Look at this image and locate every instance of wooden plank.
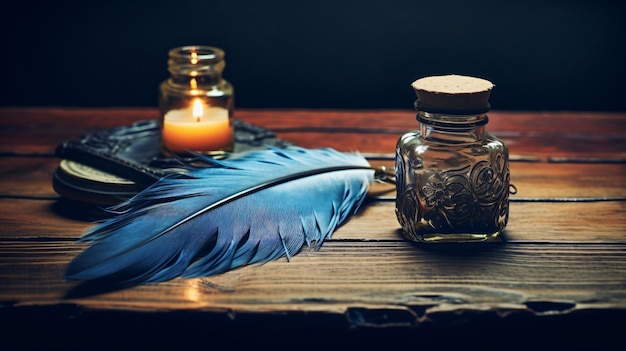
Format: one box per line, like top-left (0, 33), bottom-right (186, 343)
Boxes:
top-left (203, 110), bottom-right (626, 160)
top-left (0, 157), bottom-right (59, 197)
top-left (3, 108), bottom-right (624, 135)
top-left (1, 198), bottom-right (624, 243)
top-left (0, 199), bottom-right (91, 239)
top-left (0, 108), bottom-right (159, 155)
top-left (217, 109), bottom-right (626, 161)
top-left (0, 240), bottom-right (625, 311)
top-left (247, 130), bottom-right (626, 160)
top-left (335, 201), bottom-right (626, 243)
top-left (237, 109), bottom-right (626, 137)
top-left (2, 108), bottom-right (625, 160)
top-left (1, 156), bottom-right (625, 201)
top-left (0, 107), bottom-right (159, 129)
top-left (508, 162), bottom-right (626, 199)
top-left (369, 160), bottom-right (626, 199)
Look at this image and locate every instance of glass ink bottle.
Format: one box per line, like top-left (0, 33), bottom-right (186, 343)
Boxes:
top-left (395, 75), bottom-right (510, 243)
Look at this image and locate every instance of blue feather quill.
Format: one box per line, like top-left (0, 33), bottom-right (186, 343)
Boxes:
top-left (65, 147), bottom-right (374, 286)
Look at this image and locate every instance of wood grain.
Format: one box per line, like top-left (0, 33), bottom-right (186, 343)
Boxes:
top-left (1, 108), bottom-right (625, 159)
top-left (1, 107), bottom-right (625, 349)
top-left (334, 201), bottom-right (626, 243)
top-left (2, 158), bottom-right (625, 201)
top-left (1, 240), bottom-right (625, 310)
top-left (1, 199), bottom-right (625, 243)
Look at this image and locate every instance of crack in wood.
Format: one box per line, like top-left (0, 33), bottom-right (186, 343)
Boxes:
top-left (523, 300), bottom-right (576, 315)
top-left (346, 306), bottom-right (419, 329)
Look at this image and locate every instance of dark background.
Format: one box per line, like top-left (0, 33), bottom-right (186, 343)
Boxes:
top-left (1, 0), bottom-right (624, 111)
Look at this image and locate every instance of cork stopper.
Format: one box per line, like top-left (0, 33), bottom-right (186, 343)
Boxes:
top-left (411, 74), bottom-right (494, 114)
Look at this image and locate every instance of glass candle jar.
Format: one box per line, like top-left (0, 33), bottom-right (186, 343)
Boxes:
top-left (395, 75), bottom-right (510, 243)
top-left (159, 45), bottom-right (234, 157)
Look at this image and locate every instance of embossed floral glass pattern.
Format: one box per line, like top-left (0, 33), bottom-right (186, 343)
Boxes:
top-left (395, 111), bottom-right (510, 242)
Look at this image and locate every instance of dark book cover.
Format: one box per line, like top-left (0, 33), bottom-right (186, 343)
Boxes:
top-left (53, 119), bottom-right (291, 205)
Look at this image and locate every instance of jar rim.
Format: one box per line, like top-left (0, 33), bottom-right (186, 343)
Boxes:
top-left (168, 46), bottom-right (224, 61)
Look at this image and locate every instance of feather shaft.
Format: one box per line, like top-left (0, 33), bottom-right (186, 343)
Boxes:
top-left (144, 165), bottom-right (372, 245)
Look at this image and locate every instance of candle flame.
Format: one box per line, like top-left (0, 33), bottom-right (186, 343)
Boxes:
top-left (190, 51), bottom-right (198, 64)
top-left (193, 99), bottom-right (203, 122)
top-left (190, 78), bottom-right (197, 90)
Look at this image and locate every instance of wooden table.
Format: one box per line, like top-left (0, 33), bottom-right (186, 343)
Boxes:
top-left (1, 107), bottom-right (625, 350)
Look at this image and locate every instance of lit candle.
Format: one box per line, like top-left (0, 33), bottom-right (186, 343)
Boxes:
top-left (162, 99), bottom-right (233, 153)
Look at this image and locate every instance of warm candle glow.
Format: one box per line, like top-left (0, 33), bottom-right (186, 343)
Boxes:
top-left (162, 99), bottom-right (233, 153)
top-left (193, 99), bottom-right (203, 122)
top-left (190, 51), bottom-right (198, 64)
